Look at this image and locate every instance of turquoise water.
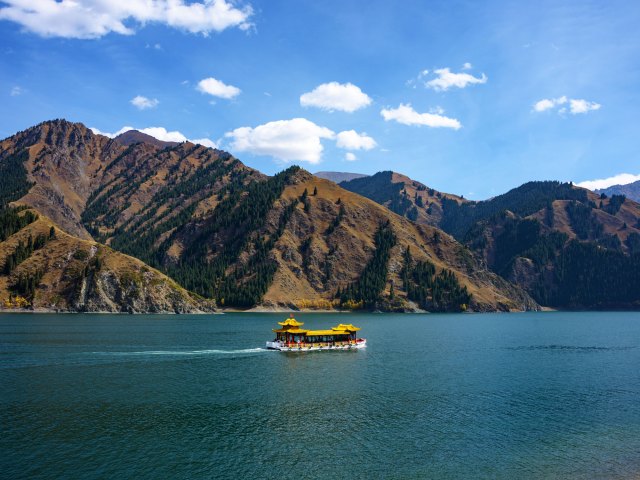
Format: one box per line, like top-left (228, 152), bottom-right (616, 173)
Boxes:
top-left (2, 312), bottom-right (640, 479)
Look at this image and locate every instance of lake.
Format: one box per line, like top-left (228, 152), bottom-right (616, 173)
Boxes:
top-left (1, 312), bottom-right (640, 479)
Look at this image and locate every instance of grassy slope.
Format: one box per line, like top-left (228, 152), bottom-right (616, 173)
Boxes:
top-left (263, 173), bottom-right (536, 311)
top-left (0, 211), bottom-right (212, 312)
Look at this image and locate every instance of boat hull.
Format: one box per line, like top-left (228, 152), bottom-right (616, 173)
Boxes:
top-left (266, 339), bottom-right (366, 351)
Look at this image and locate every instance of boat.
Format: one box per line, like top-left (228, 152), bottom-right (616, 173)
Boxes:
top-left (266, 315), bottom-right (366, 351)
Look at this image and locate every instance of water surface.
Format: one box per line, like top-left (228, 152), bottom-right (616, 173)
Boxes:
top-left (2, 312), bottom-right (640, 479)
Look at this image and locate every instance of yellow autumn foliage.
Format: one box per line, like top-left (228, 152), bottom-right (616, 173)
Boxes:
top-left (294, 298), bottom-right (340, 310)
top-left (3, 295), bottom-right (30, 308)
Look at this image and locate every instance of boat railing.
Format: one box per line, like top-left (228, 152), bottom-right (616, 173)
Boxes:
top-left (284, 341), bottom-right (358, 348)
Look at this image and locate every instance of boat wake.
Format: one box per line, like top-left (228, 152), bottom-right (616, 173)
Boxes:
top-left (92, 348), bottom-right (269, 357)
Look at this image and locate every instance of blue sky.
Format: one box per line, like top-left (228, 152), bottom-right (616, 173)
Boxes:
top-left (1, 0), bottom-right (639, 199)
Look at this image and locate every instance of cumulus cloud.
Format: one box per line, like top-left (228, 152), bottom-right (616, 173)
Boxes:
top-left (226, 118), bottom-right (335, 164)
top-left (380, 104), bottom-right (461, 130)
top-left (533, 96), bottom-right (566, 112)
top-left (425, 67), bottom-right (487, 91)
top-left (197, 77), bottom-right (241, 99)
top-left (533, 96), bottom-right (600, 115)
top-left (0, 0), bottom-right (253, 39)
top-left (130, 95), bottom-right (159, 110)
top-left (90, 126), bottom-right (217, 148)
top-left (462, 62), bottom-right (472, 70)
top-left (569, 98), bottom-right (601, 114)
top-left (10, 86), bottom-right (23, 96)
top-left (345, 152), bottom-right (357, 161)
top-left (335, 130), bottom-right (377, 151)
top-left (576, 173), bottom-right (640, 191)
top-left (300, 82), bottom-right (372, 113)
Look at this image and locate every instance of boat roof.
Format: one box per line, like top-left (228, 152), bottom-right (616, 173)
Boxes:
top-left (273, 318), bottom-right (362, 337)
top-left (305, 330), bottom-right (350, 336)
top-left (332, 323), bottom-right (361, 332)
top-left (278, 318), bottom-right (304, 327)
top-left (273, 328), bottom-right (308, 333)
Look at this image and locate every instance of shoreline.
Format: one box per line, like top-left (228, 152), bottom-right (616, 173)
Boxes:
top-left (13, 307), bottom-right (638, 315)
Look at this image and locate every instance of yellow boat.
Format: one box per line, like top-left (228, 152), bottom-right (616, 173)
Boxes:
top-left (266, 315), bottom-right (366, 351)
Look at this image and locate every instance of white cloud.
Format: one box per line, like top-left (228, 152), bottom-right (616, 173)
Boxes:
top-left (0, 0), bottom-right (253, 39)
top-left (190, 137), bottom-right (217, 148)
top-left (10, 86), bottom-right (23, 96)
top-left (380, 104), bottom-right (461, 130)
top-left (576, 173), bottom-right (640, 191)
top-left (300, 82), bottom-right (372, 113)
top-left (197, 77), bottom-right (240, 99)
top-left (462, 62), bottom-right (472, 70)
top-left (225, 118), bottom-right (335, 164)
top-left (130, 95), bottom-right (159, 110)
top-left (425, 67), bottom-right (487, 91)
top-left (335, 130), bottom-right (377, 151)
top-left (90, 126), bottom-right (217, 148)
top-left (533, 96), bottom-right (600, 115)
top-left (569, 98), bottom-right (601, 114)
top-left (533, 96), bottom-right (567, 112)
top-left (345, 152), bottom-right (357, 161)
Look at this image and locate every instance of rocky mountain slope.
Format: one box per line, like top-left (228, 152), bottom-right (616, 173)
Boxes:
top-left (0, 119), bottom-right (538, 312)
top-left (340, 171), bottom-right (467, 226)
top-left (596, 180), bottom-right (640, 202)
top-left (0, 211), bottom-right (210, 312)
top-left (342, 172), bottom-right (640, 309)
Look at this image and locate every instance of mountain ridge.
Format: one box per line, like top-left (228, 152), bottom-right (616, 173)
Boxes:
top-left (340, 171), bottom-right (640, 309)
top-left (314, 171), bottom-right (369, 183)
top-left (0, 119), bottom-right (538, 312)
top-left (596, 180), bottom-right (640, 202)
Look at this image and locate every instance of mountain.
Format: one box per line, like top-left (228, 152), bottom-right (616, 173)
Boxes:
top-left (0, 212), bottom-right (210, 312)
top-left (114, 130), bottom-right (179, 149)
top-left (314, 171), bottom-right (369, 183)
top-left (0, 119), bottom-right (537, 312)
top-left (596, 180), bottom-right (640, 202)
top-left (340, 171), bottom-right (467, 226)
top-left (342, 171), bottom-right (640, 309)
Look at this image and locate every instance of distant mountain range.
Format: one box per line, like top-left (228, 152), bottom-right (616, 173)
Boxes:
top-left (314, 171), bottom-right (369, 183)
top-left (596, 180), bottom-right (640, 202)
top-left (0, 120), bottom-right (535, 313)
top-left (340, 172), bottom-right (640, 309)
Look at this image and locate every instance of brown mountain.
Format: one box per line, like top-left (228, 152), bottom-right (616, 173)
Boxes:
top-left (114, 130), bottom-right (179, 149)
top-left (596, 180), bottom-right (640, 203)
top-left (340, 171), bottom-right (467, 226)
top-left (0, 212), bottom-right (210, 312)
top-left (342, 171), bottom-right (640, 309)
top-left (0, 119), bottom-right (538, 312)
top-left (314, 171), bottom-right (369, 183)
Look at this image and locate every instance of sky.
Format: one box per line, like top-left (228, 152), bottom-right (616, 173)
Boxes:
top-left (1, 0), bottom-right (639, 199)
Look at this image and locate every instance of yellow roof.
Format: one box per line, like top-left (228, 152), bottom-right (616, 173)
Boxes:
top-left (332, 323), bottom-right (361, 332)
top-left (273, 328), bottom-right (308, 334)
top-left (277, 318), bottom-right (304, 327)
top-left (305, 329), bottom-right (350, 336)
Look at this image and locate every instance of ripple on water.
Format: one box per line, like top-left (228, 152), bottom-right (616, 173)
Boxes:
top-left (2, 312), bottom-right (640, 479)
